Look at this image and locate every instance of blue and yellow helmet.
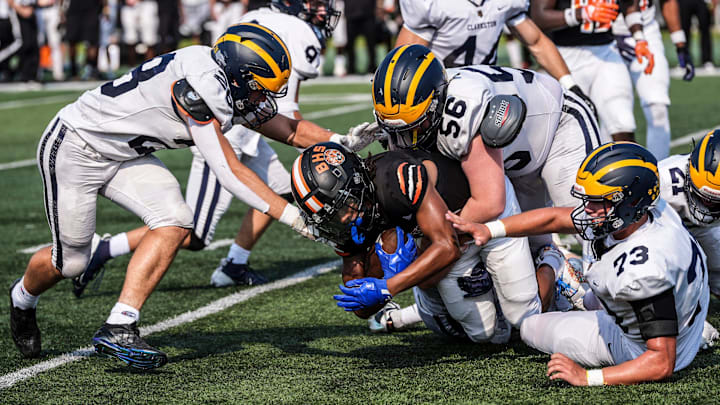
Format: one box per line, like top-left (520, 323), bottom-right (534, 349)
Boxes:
top-left (571, 142), bottom-right (660, 240)
top-left (372, 45), bottom-right (448, 150)
top-left (212, 23), bottom-right (292, 127)
top-left (687, 129), bottom-right (720, 223)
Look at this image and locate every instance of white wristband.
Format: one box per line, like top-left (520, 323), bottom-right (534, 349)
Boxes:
top-left (278, 203), bottom-right (300, 227)
top-left (670, 30), bottom-right (687, 45)
top-left (632, 30), bottom-right (646, 42)
top-left (558, 74), bottom-right (576, 90)
top-left (564, 8), bottom-right (579, 27)
top-left (624, 12), bottom-right (642, 28)
top-left (485, 220), bottom-right (506, 239)
top-left (586, 369), bottom-right (605, 386)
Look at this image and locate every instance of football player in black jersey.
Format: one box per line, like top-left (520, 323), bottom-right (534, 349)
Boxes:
top-left (292, 142), bottom-right (553, 343)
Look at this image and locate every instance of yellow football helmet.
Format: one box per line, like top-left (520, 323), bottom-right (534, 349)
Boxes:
top-left (687, 129), bottom-right (720, 223)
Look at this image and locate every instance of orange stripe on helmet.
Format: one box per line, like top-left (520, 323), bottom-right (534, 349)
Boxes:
top-left (396, 162), bottom-right (407, 195)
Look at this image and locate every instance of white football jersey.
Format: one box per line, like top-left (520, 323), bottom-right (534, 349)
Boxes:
top-left (612, 0), bottom-right (656, 36)
top-left (59, 46), bottom-right (233, 161)
top-left (242, 8), bottom-right (323, 82)
top-left (436, 65), bottom-right (564, 177)
top-left (400, 0), bottom-right (529, 67)
top-left (583, 199), bottom-right (709, 346)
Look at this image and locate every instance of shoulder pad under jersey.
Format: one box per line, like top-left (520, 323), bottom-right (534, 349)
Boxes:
top-left (172, 79), bottom-right (215, 124)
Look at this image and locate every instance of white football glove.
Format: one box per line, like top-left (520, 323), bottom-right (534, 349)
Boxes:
top-left (278, 204), bottom-right (337, 248)
top-left (330, 121), bottom-right (380, 151)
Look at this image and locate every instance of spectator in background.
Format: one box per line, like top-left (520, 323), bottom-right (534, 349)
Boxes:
top-left (36, 0), bottom-right (63, 81)
top-left (120, 0), bottom-right (158, 66)
top-left (11, 0), bottom-right (39, 84)
top-left (156, 0), bottom-right (180, 53)
top-left (179, 0), bottom-right (209, 44)
top-left (63, 0), bottom-right (101, 80)
top-left (332, 0), bottom-right (347, 76)
top-left (0, 0), bottom-right (22, 81)
top-left (98, 0), bottom-right (120, 79)
top-left (344, 0), bottom-right (376, 74)
top-left (208, 0), bottom-right (246, 43)
top-left (679, 0), bottom-right (717, 72)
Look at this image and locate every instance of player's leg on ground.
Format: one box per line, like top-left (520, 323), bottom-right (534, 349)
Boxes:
top-left (93, 153), bottom-right (193, 369)
top-left (520, 310), bottom-right (619, 367)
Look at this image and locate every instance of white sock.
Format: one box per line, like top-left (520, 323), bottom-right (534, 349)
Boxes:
top-left (227, 243), bottom-right (251, 265)
top-left (106, 302), bottom-right (140, 325)
top-left (393, 303), bottom-right (422, 329)
top-left (11, 277), bottom-right (39, 310)
top-left (109, 232), bottom-right (131, 258)
top-left (643, 103), bottom-right (671, 160)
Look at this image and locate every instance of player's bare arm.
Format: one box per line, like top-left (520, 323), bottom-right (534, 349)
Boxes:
top-left (385, 166), bottom-right (461, 296)
top-left (548, 336), bottom-right (676, 385)
top-left (510, 18), bottom-right (573, 82)
top-left (394, 26), bottom-right (430, 47)
top-left (459, 136), bottom-right (506, 223)
top-left (258, 113), bottom-right (379, 151)
top-left (446, 207), bottom-right (575, 246)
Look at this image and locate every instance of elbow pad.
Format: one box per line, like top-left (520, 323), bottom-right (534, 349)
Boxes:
top-left (172, 79), bottom-right (215, 123)
top-left (480, 94), bottom-right (527, 148)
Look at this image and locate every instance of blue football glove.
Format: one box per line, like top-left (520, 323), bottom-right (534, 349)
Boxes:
top-left (375, 226), bottom-right (417, 279)
top-left (676, 45), bottom-right (695, 81)
top-left (333, 278), bottom-right (393, 311)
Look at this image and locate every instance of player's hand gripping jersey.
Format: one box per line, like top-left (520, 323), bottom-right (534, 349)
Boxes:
top-left (436, 65), bottom-right (564, 177)
top-left (584, 200), bottom-right (709, 369)
top-left (399, 0), bottom-right (530, 67)
top-left (58, 46), bottom-right (234, 161)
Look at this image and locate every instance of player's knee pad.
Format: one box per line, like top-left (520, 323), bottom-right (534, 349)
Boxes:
top-left (58, 244), bottom-right (92, 279)
top-left (186, 232), bottom-right (207, 251)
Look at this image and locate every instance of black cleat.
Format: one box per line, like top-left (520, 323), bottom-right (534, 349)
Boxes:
top-left (210, 259), bottom-right (269, 287)
top-left (72, 234), bottom-right (111, 298)
top-left (9, 278), bottom-right (41, 358)
top-left (93, 322), bottom-right (167, 370)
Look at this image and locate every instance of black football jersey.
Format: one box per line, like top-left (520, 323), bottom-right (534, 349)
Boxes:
top-left (547, 0), bottom-right (616, 46)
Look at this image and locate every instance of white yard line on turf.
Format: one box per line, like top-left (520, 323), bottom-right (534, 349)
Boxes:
top-left (0, 259), bottom-right (340, 390)
top-left (18, 238), bottom-right (235, 254)
top-left (0, 102), bottom-right (370, 172)
top-left (670, 126), bottom-right (720, 148)
top-left (0, 95), bottom-right (77, 111)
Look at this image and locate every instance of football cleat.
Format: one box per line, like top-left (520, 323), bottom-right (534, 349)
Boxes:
top-left (9, 278), bottom-right (41, 358)
top-left (210, 259), bottom-right (269, 287)
top-left (93, 322), bottom-right (167, 370)
top-left (72, 233), bottom-right (112, 298)
top-left (701, 321), bottom-right (720, 351)
top-left (368, 301), bottom-right (401, 333)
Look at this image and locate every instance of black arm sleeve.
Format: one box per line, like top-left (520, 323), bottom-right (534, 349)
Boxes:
top-left (630, 287), bottom-right (679, 340)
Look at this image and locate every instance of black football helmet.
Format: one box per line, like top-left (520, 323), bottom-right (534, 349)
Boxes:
top-left (271, 0), bottom-right (341, 38)
top-left (212, 23), bottom-right (291, 128)
top-left (372, 45), bottom-right (448, 150)
top-left (571, 142), bottom-right (660, 240)
top-left (291, 142), bottom-right (379, 245)
top-left (686, 130), bottom-right (720, 224)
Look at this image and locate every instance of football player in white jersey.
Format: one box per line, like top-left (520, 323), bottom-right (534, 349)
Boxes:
top-left (613, 0), bottom-right (694, 159)
top-left (532, 0), bottom-right (653, 143)
top-left (658, 130), bottom-right (720, 297)
top-left (396, 0), bottom-right (597, 116)
top-left (448, 142), bottom-right (710, 386)
top-left (8, 23), bottom-right (375, 369)
top-left (71, 0), bottom-right (343, 295)
top-left (373, 45), bottom-right (607, 254)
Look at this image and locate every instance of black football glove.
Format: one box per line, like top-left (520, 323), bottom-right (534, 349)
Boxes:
top-left (676, 45), bottom-right (695, 81)
top-left (569, 85), bottom-right (598, 120)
